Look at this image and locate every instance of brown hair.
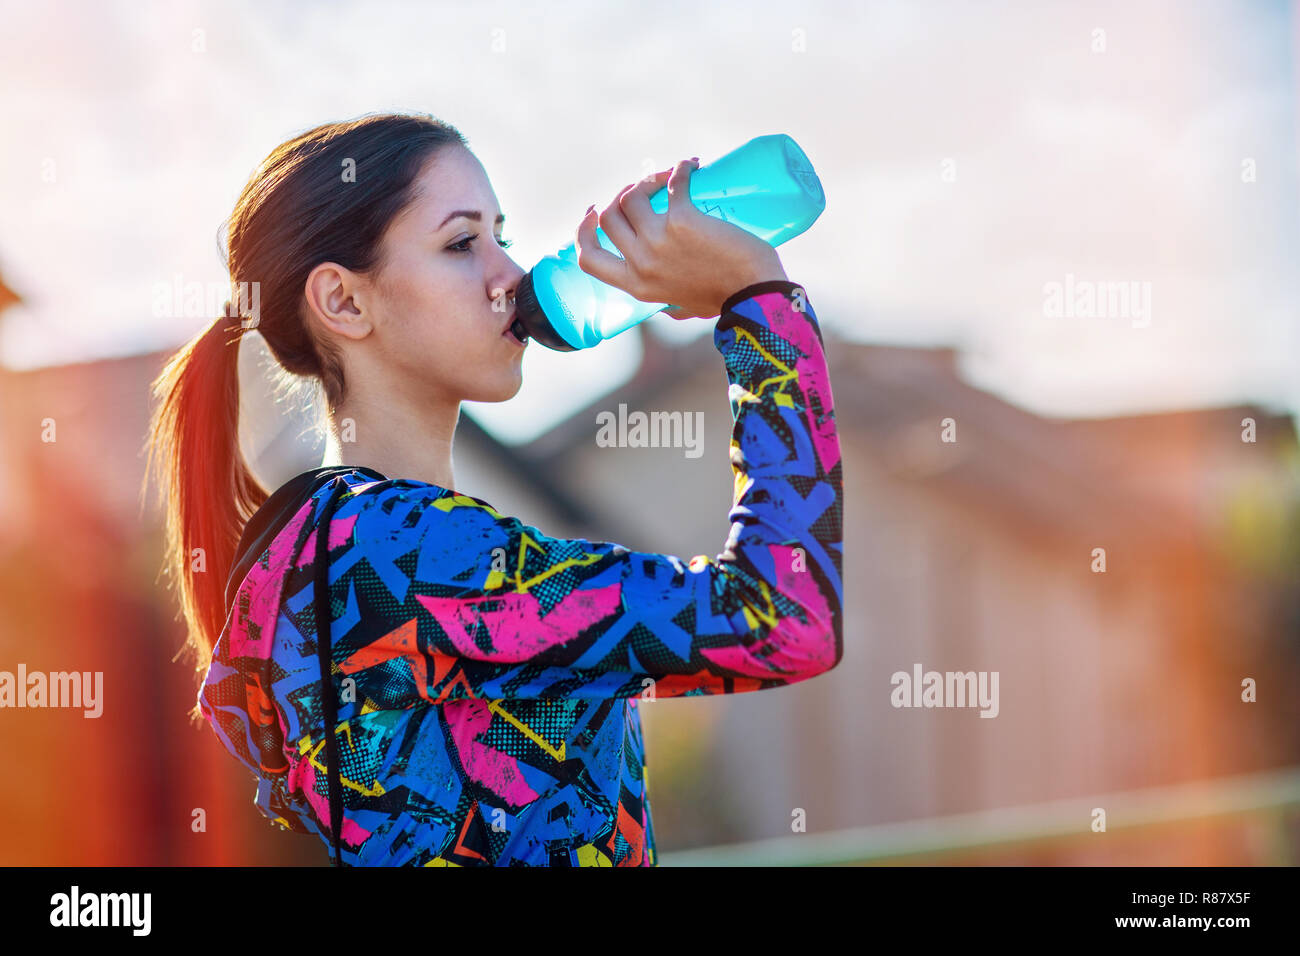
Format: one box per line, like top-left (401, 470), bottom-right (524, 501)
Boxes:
top-left (142, 112), bottom-right (467, 720)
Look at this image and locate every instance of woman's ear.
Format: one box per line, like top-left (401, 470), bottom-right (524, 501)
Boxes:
top-left (305, 262), bottom-right (371, 340)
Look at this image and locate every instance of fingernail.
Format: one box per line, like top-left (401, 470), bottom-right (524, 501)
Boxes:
top-left (585, 203), bottom-right (595, 215)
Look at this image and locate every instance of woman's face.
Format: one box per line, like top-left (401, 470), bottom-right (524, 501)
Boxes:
top-left (355, 145), bottom-right (528, 405)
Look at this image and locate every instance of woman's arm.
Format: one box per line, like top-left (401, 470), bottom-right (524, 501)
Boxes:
top-left (324, 278), bottom-right (843, 704)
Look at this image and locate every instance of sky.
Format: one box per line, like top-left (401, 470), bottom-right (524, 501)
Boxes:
top-left (1, 0), bottom-right (1297, 445)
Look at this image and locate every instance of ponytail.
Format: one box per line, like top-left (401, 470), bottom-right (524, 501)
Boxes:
top-left (140, 112), bottom-right (468, 724)
top-left (142, 311), bottom-right (266, 723)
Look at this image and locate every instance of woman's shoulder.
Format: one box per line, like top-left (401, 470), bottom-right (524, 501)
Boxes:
top-left (313, 471), bottom-right (523, 574)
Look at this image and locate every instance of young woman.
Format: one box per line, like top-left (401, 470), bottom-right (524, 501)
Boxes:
top-left (144, 111), bottom-right (844, 866)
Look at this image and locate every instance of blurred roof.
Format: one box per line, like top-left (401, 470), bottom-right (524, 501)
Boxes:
top-left (0, 272), bottom-right (21, 314)
top-left (508, 323), bottom-right (1297, 555)
top-left (0, 319), bottom-right (1293, 558)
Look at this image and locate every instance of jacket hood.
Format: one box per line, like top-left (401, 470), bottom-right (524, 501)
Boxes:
top-left (223, 465), bottom-right (387, 613)
top-left (200, 465), bottom-right (387, 831)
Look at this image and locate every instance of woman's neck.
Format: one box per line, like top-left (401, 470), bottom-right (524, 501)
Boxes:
top-left (321, 395), bottom-right (461, 492)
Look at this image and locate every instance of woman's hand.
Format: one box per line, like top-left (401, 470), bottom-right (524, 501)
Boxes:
top-left (574, 158), bottom-right (788, 321)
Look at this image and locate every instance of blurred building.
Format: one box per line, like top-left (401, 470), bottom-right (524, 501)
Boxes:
top-left (0, 307), bottom-right (1295, 865)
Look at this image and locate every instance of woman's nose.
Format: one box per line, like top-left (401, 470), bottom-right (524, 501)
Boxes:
top-left (496, 264), bottom-right (525, 301)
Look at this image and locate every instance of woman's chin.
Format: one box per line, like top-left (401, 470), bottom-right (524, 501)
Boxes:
top-left (467, 374), bottom-right (524, 404)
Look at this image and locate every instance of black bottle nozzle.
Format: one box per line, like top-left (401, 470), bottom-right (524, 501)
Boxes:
top-left (513, 271), bottom-right (577, 352)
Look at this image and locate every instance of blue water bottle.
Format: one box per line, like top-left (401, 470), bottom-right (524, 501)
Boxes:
top-left (511, 133), bottom-right (826, 351)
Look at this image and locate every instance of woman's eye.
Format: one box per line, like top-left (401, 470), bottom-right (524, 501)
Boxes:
top-left (449, 234), bottom-right (514, 253)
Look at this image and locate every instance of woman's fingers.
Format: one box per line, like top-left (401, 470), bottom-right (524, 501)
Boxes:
top-left (665, 158), bottom-right (699, 218)
top-left (619, 167), bottom-right (672, 235)
top-left (574, 204), bottom-right (631, 290)
top-left (581, 167), bottom-right (673, 287)
top-left (596, 190), bottom-right (638, 258)
top-left (576, 156), bottom-right (709, 303)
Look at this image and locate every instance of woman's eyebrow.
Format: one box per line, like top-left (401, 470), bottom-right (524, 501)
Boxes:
top-left (436, 210), bottom-right (506, 230)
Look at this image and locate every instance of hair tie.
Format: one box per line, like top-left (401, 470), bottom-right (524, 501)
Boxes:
top-left (216, 303), bottom-right (256, 335)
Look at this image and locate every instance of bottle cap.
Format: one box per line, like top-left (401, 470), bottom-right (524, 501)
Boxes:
top-left (513, 271), bottom-right (578, 351)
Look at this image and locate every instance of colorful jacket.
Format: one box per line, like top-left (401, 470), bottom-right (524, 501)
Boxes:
top-left (197, 278), bottom-right (844, 866)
